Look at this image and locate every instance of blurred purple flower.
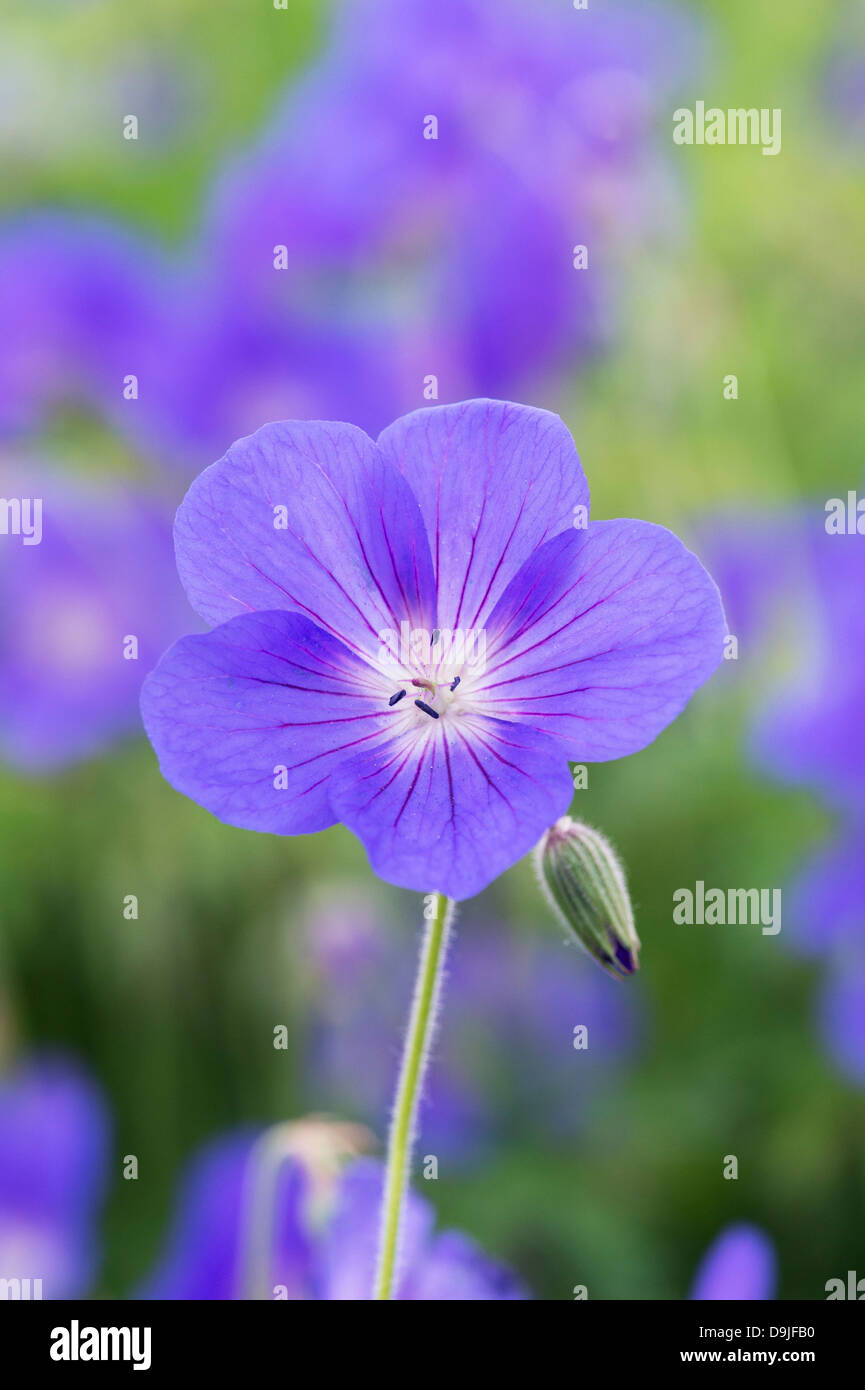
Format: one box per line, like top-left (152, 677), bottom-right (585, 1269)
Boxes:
top-left (139, 275), bottom-right (403, 471)
top-left (141, 399), bottom-right (725, 898)
top-left (824, 52), bottom-right (865, 140)
top-left (821, 2), bottom-right (865, 149)
top-left (200, 0), bottom-right (694, 414)
top-left (783, 818), bottom-right (865, 956)
top-left (301, 889), bottom-right (637, 1160)
top-left (0, 211), bottom-right (396, 475)
top-left (695, 510), bottom-right (801, 670)
top-left (0, 2), bottom-right (695, 470)
top-left (140, 1139), bottom-right (526, 1300)
top-left (702, 504), bottom-right (865, 1078)
top-left (752, 526), bottom-right (865, 821)
top-left (0, 1054), bottom-right (109, 1299)
top-left (818, 954), bottom-right (865, 1085)
top-left (0, 215), bottom-right (171, 449)
top-left (690, 1223), bottom-right (777, 1301)
top-left (0, 461), bottom-right (196, 770)
top-left (702, 508), bottom-right (865, 927)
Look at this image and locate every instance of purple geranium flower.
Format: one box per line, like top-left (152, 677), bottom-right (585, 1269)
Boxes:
top-left (702, 504), bottom-right (865, 1079)
top-left (0, 1054), bottom-right (109, 1300)
top-left (300, 886), bottom-right (637, 1159)
top-left (201, 0), bottom-right (693, 411)
top-left (0, 214), bottom-right (171, 449)
top-left (818, 953), bottom-right (865, 1085)
top-left (695, 509), bottom-right (802, 677)
top-left (0, 211), bottom-right (395, 477)
top-left (141, 399), bottom-right (725, 899)
top-left (702, 506), bottom-right (865, 947)
top-left (749, 520), bottom-right (865, 820)
top-left (0, 460), bottom-right (196, 770)
top-left (140, 1136), bottom-right (525, 1300)
top-left (138, 275), bottom-right (403, 472)
top-left (689, 1223), bottom-right (777, 1301)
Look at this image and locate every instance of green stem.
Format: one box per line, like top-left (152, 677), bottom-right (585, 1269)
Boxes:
top-left (373, 891), bottom-right (454, 1300)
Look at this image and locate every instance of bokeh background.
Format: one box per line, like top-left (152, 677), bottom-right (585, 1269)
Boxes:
top-left (1, 0), bottom-right (863, 1299)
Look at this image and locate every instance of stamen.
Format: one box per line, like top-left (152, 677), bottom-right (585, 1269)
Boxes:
top-left (449, 676), bottom-right (461, 691)
top-left (431, 628), bottom-right (441, 646)
top-left (414, 699), bottom-right (439, 720)
top-left (411, 677), bottom-right (437, 695)
top-left (388, 690), bottom-right (407, 706)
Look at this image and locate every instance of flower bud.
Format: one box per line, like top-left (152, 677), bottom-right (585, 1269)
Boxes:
top-left (535, 817), bottom-right (640, 979)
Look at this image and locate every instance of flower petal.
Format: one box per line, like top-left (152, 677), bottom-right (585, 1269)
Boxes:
top-left (0, 465), bottom-right (194, 771)
top-left (140, 610), bottom-right (389, 835)
top-left (400, 1230), bottom-right (527, 1301)
top-left (818, 955), bottom-right (865, 1087)
top-left (318, 1158), bottom-right (526, 1300)
top-left (319, 1159), bottom-right (434, 1301)
top-left (0, 214), bottom-right (171, 440)
top-left (174, 419), bottom-right (437, 659)
top-left (785, 819), bottom-right (865, 954)
top-left (690, 1224), bottom-right (776, 1301)
top-left (330, 715), bottom-right (574, 898)
top-left (0, 1055), bottom-right (110, 1300)
top-left (138, 1136), bottom-right (313, 1301)
top-left (478, 518), bottom-right (726, 760)
top-left (377, 399), bottom-right (589, 632)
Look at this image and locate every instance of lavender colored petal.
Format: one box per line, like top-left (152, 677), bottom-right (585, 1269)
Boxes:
top-left (0, 1054), bottom-right (109, 1299)
top-left (319, 1158), bottom-right (526, 1301)
top-left (0, 463), bottom-right (194, 771)
top-left (173, 419), bottom-right (436, 657)
top-left (377, 399), bottom-right (589, 633)
top-left (139, 1135), bottom-right (313, 1300)
top-left (318, 1158), bottom-right (434, 1301)
top-left (690, 1224), bottom-right (777, 1301)
top-left (0, 214), bottom-right (170, 440)
top-left (442, 165), bottom-right (599, 396)
top-left (705, 503), bottom-right (865, 953)
top-left (329, 715), bottom-right (574, 898)
top-left (695, 509), bottom-right (802, 658)
top-left (138, 277), bottom-right (403, 469)
top-left (400, 1230), bottom-right (527, 1301)
top-left (200, 0), bottom-right (695, 403)
top-left (141, 610), bottom-right (390, 835)
top-left (818, 956), bottom-right (865, 1086)
top-left (478, 518), bottom-right (726, 760)
top-left (141, 1148), bottom-right (526, 1301)
top-left (786, 820), bottom-right (865, 954)
top-left (753, 526), bottom-right (865, 813)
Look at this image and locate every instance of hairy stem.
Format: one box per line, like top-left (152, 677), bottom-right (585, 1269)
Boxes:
top-left (373, 891), bottom-right (454, 1300)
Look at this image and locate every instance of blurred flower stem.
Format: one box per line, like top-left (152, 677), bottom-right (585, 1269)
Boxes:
top-left (374, 892), bottom-right (455, 1300)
